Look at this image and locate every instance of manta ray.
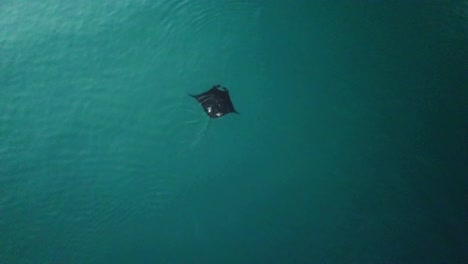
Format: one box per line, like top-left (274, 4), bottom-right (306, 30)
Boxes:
top-left (189, 85), bottom-right (239, 119)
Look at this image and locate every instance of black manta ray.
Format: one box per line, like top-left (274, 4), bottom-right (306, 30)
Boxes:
top-left (189, 85), bottom-right (239, 119)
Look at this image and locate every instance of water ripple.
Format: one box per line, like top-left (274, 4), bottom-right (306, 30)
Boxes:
top-left (1, 1), bottom-right (265, 262)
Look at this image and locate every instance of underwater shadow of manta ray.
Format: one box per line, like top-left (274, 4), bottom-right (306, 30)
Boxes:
top-left (189, 85), bottom-right (239, 119)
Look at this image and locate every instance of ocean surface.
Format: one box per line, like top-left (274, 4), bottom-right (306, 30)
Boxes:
top-left (1, 1), bottom-right (466, 263)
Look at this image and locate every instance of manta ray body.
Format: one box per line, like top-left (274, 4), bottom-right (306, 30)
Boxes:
top-left (189, 85), bottom-right (239, 119)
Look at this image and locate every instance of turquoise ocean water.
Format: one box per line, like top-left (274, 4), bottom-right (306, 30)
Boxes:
top-left (1, 1), bottom-right (466, 263)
